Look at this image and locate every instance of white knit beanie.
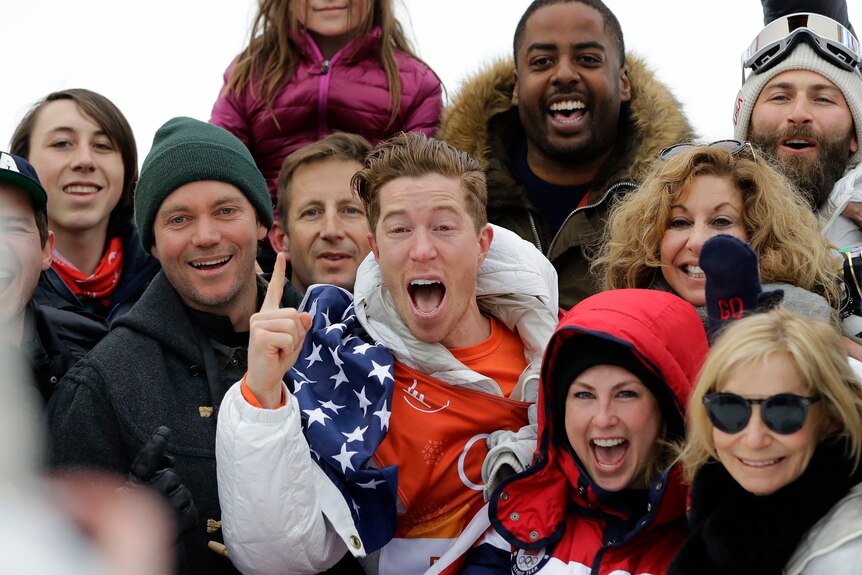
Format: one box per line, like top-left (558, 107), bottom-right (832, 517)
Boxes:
top-left (733, 43), bottom-right (862, 166)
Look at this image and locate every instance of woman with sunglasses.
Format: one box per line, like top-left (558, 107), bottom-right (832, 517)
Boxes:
top-left (668, 308), bottom-right (862, 574)
top-left (456, 289), bottom-right (708, 575)
top-left (594, 142), bottom-right (841, 324)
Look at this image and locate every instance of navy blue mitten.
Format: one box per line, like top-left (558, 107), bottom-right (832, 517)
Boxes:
top-left (700, 234), bottom-right (784, 342)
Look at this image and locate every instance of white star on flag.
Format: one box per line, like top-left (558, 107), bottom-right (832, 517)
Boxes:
top-left (373, 400), bottom-right (391, 430)
top-left (305, 343), bottom-right (323, 368)
top-left (341, 303), bottom-right (355, 320)
top-left (352, 343), bottom-right (374, 355)
top-left (342, 425), bottom-right (368, 443)
top-left (325, 322), bottom-right (347, 334)
top-left (354, 386), bottom-right (372, 416)
top-left (320, 399), bottom-right (345, 414)
top-left (357, 478), bottom-right (386, 489)
top-left (368, 360), bottom-right (394, 385)
top-left (329, 345), bottom-right (345, 367)
top-left (304, 407), bottom-right (331, 427)
top-left (292, 369), bottom-right (316, 384)
top-left (330, 367), bottom-right (349, 388)
top-left (332, 442), bottom-right (358, 473)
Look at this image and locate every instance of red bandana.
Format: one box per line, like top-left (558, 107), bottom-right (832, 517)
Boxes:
top-left (52, 235), bottom-right (124, 307)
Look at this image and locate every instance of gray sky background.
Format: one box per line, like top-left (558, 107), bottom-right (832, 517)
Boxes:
top-left (2, 1), bottom-right (773, 162)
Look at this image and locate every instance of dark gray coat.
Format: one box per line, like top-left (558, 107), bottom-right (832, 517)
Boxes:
top-left (47, 271), bottom-right (302, 574)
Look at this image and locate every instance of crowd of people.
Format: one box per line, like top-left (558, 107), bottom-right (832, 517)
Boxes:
top-left (2, 0), bottom-right (861, 573)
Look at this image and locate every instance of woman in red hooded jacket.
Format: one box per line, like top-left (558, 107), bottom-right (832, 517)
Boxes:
top-left (458, 288), bottom-right (708, 575)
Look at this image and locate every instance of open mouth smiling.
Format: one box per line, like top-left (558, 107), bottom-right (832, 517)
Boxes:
top-left (189, 256), bottom-right (232, 270)
top-left (780, 138), bottom-right (817, 152)
top-left (591, 437), bottom-right (628, 468)
top-left (548, 99), bottom-right (587, 123)
top-left (739, 456), bottom-right (785, 468)
top-left (63, 184), bottom-right (101, 195)
top-left (682, 264), bottom-right (704, 279)
top-left (408, 278), bottom-right (446, 315)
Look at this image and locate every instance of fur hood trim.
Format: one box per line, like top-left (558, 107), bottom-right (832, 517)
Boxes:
top-left (437, 53), bottom-right (694, 182)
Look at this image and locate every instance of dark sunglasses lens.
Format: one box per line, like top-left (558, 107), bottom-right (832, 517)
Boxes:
top-left (706, 394), bottom-right (750, 433)
top-left (710, 140), bottom-right (745, 154)
top-left (762, 395), bottom-right (808, 434)
top-left (660, 143), bottom-right (694, 161)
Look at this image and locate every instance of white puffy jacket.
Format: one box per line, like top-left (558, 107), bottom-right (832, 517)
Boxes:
top-left (216, 225), bottom-right (558, 575)
top-left (785, 481), bottom-right (862, 574)
top-left (822, 163), bottom-right (862, 250)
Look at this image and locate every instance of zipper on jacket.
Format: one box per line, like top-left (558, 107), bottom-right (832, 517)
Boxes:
top-left (545, 180), bottom-right (636, 258)
top-left (318, 60), bottom-right (332, 139)
top-left (307, 35), bottom-right (344, 140)
top-left (526, 211), bottom-right (543, 253)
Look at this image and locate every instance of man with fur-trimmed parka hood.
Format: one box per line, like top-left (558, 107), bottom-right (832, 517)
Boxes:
top-left (437, 0), bottom-right (693, 309)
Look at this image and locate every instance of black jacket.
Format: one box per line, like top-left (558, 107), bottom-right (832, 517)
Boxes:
top-left (47, 271), bottom-right (302, 574)
top-left (437, 56), bottom-right (694, 309)
top-left (22, 300), bottom-right (107, 403)
top-left (34, 224), bottom-right (160, 325)
top-left (668, 438), bottom-right (862, 575)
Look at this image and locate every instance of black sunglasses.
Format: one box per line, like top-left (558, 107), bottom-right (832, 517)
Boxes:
top-left (702, 392), bottom-right (822, 435)
top-left (659, 139), bottom-right (757, 162)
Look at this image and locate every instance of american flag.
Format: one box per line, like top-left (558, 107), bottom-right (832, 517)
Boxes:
top-left (288, 284), bottom-right (399, 552)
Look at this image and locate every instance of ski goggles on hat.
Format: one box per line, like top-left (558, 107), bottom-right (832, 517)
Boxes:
top-left (703, 392), bottom-right (822, 435)
top-left (659, 139), bottom-right (756, 161)
top-left (741, 12), bottom-right (862, 84)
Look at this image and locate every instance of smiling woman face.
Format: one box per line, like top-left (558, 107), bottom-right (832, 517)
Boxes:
top-left (713, 353), bottom-right (832, 496)
top-left (659, 175), bottom-right (748, 307)
top-left (564, 364), bottom-right (662, 492)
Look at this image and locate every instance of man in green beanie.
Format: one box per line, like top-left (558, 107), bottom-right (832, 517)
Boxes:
top-left (46, 117), bottom-right (303, 575)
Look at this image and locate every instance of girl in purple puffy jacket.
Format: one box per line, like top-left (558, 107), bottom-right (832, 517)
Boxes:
top-left (211, 0), bottom-right (443, 222)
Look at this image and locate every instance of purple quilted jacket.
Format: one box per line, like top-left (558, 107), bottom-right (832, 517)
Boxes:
top-left (210, 27), bottom-right (442, 216)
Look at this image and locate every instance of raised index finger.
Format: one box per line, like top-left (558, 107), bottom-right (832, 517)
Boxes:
top-left (262, 252), bottom-right (286, 312)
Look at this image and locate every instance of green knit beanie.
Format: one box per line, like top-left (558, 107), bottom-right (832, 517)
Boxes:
top-left (134, 117), bottom-right (273, 248)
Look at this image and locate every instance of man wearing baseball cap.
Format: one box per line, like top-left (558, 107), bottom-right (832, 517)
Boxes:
top-left (733, 11), bottom-right (862, 248)
top-left (0, 151), bottom-right (105, 402)
top-left (46, 118), bottom-right (303, 574)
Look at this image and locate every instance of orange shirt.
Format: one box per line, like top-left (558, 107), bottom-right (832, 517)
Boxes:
top-left (447, 317), bottom-right (528, 396)
top-left (373, 316), bottom-right (530, 566)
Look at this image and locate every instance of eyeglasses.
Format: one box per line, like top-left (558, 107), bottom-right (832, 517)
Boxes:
top-left (703, 392), bottom-right (822, 435)
top-left (741, 12), bottom-right (862, 84)
top-left (659, 139), bottom-right (756, 162)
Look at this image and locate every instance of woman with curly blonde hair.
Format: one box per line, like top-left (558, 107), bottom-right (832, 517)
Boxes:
top-left (593, 142), bottom-right (841, 314)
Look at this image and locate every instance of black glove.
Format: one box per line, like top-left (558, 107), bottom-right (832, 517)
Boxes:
top-left (130, 426), bottom-right (198, 534)
top-left (701, 234), bottom-right (784, 342)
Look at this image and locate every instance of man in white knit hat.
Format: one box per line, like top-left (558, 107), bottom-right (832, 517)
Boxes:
top-left (733, 12), bottom-right (862, 248)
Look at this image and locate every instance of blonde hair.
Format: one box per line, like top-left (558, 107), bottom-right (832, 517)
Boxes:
top-left (681, 308), bottom-right (862, 482)
top-left (593, 145), bottom-right (841, 307)
top-left (226, 0), bottom-right (419, 128)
